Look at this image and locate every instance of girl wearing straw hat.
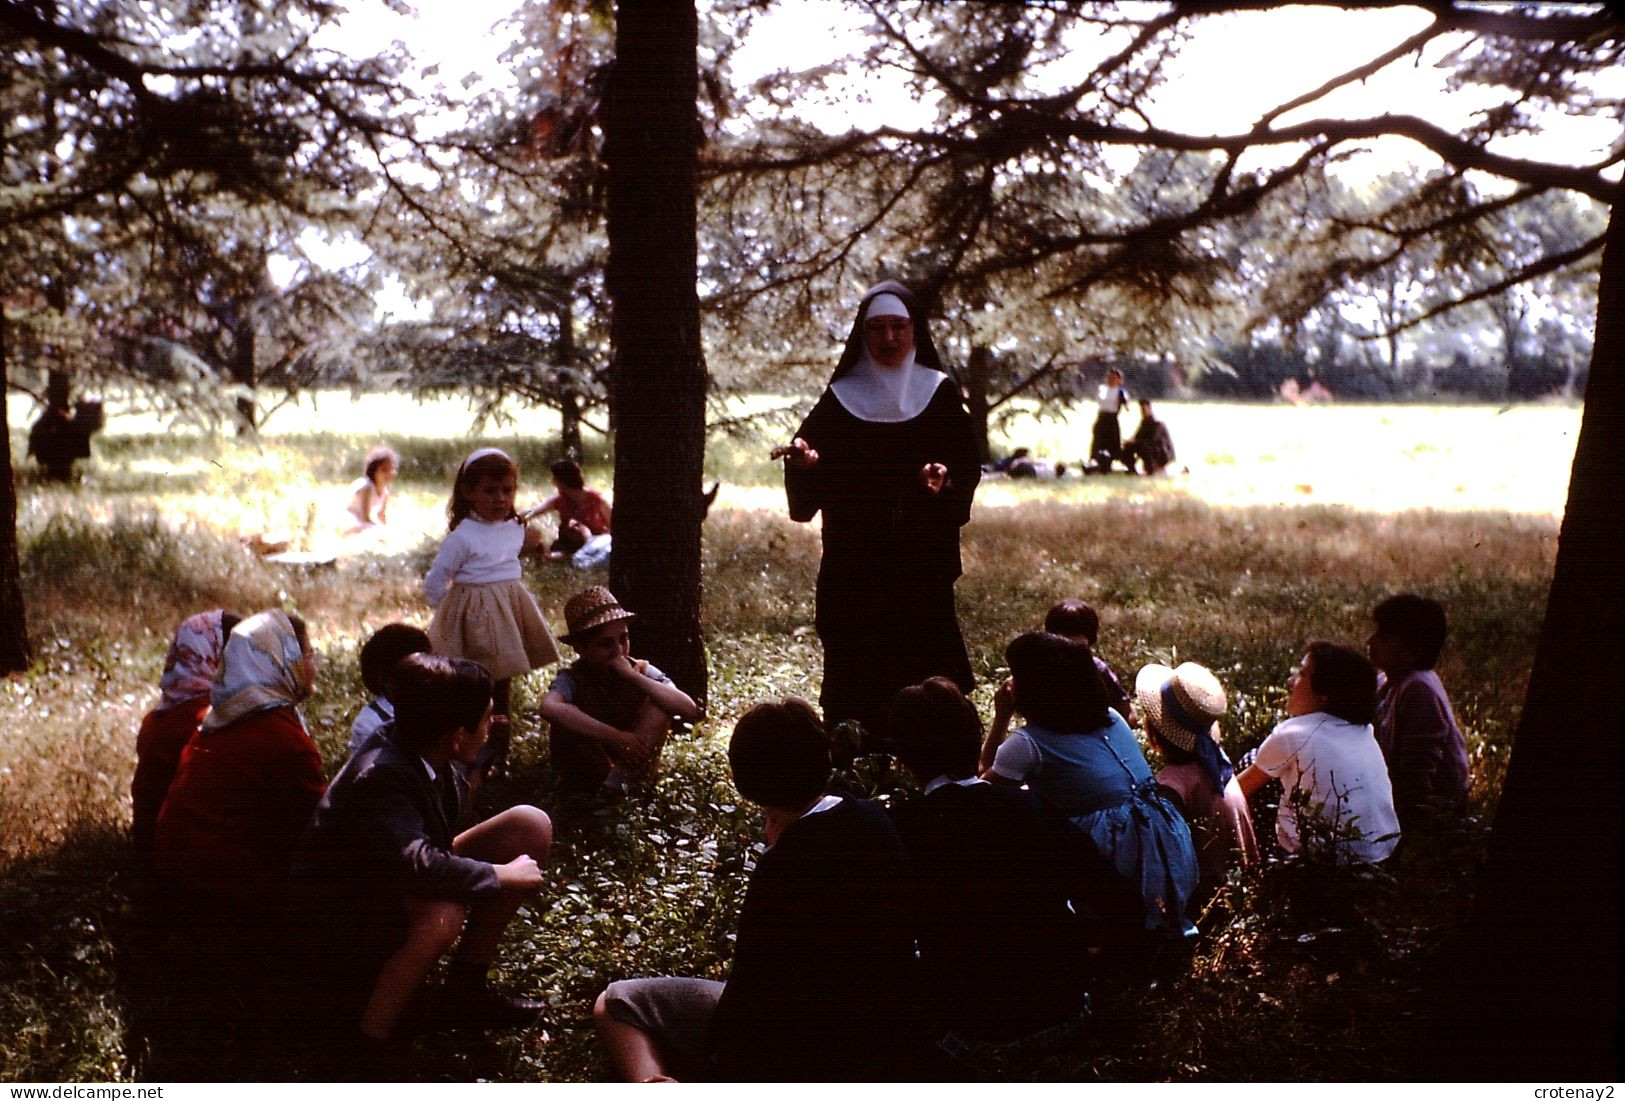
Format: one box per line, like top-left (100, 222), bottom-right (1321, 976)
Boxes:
top-left (1136, 661), bottom-right (1259, 908)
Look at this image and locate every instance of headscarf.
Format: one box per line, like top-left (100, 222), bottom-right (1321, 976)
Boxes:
top-left (201, 610), bottom-right (308, 733)
top-left (155, 610), bottom-right (229, 711)
top-left (828, 281), bottom-right (950, 424)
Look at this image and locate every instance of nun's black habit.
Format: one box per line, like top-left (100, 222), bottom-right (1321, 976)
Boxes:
top-left (785, 282), bottom-right (980, 736)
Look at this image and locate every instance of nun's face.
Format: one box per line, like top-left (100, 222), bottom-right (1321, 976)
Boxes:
top-left (864, 313), bottom-right (914, 368)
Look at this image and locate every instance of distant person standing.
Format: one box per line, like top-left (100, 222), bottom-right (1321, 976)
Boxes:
top-left (776, 281), bottom-right (981, 739)
top-left (1087, 368), bottom-right (1130, 473)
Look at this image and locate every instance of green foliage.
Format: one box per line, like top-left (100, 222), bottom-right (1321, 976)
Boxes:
top-left (0, 411), bottom-right (1559, 1081)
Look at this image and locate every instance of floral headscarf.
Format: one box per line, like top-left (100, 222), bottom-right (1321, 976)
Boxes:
top-left (156, 610), bottom-right (229, 711)
top-left (201, 610), bottom-right (308, 733)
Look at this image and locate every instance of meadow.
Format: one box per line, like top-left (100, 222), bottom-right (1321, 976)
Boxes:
top-left (0, 393), bottom-right (1577, 1081)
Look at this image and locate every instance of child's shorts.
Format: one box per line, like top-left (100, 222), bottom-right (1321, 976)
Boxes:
top-left (601, 977), bottom-right (725, 1080)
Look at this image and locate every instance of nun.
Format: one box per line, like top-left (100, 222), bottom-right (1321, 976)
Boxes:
top-left (776, 281), bottom-right (981, 740)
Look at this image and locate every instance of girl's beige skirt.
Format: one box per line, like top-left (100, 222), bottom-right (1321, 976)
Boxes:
top-left (429, 579), bottom-right (560, 682)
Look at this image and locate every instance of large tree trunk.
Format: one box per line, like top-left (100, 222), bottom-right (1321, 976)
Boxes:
top-left (1433, 201), bottom-right (1622, 1079)
top-left (230, 311), bottom-right (257, 435)
top-left (603, 0), bottom-right (708, 708)
top-left (0, 310), bottom-right (34, 674)
top-left (965, 343), bottom-right (993, 464)
top-left (557, 291), bottom-right (583, 457)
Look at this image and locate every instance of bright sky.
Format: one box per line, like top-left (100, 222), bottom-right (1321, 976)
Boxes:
top-left (281, 0), bottom-right (1616, 305)
top-left (317, 0), bottom-right (1619, 171)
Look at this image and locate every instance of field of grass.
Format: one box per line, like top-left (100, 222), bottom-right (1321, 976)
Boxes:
top-left (0, 393), bottom-right (1576, 1081)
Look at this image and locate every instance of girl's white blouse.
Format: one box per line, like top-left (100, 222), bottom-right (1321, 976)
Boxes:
top-left (423, 517), bottom-right (526, 605)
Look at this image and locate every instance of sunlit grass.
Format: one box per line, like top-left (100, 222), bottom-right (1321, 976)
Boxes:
top-left (0, 395), bottom-right (1573, 1081)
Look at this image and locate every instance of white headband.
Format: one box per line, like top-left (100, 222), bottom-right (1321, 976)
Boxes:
top-left (462, 447), bottom-right (512, 469)
top-left (865, 293), bottom-right (910, 320)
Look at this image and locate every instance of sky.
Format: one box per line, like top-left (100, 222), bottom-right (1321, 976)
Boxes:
top-left (282, 0), bottom-right (1617, 307)
top-left (316, 0), bottom-right (1619, 176)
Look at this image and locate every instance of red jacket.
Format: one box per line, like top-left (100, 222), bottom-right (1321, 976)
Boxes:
top-left (155, 705), bottom-right (326, 902)
top-left (131, 697), bottom-right (210, 867)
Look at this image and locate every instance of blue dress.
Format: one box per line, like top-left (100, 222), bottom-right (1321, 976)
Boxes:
top-left (1020, 712), bottom-right (1199, 937)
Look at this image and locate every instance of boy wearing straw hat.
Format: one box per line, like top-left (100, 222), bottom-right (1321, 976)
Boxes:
top-left (537, 587), bottom-right (699, 802)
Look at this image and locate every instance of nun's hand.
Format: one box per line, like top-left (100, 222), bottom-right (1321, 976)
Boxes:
top-left (919, 462), bottom-right (948, 494)
top-left (771, 437), bottom-right (819, 470)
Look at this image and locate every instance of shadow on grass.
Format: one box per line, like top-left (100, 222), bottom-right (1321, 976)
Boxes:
top-left (0, 738), bottom-right (1494, 1083)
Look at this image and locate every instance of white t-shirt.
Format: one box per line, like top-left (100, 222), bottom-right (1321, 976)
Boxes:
top-left (423, 517), bottom-right (526, 605)
top-left (1253, 711), bottom-right (1400, 864)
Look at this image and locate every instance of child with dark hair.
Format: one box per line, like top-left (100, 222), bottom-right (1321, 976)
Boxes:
top-left (528, 457), bottom-right (612, 561)
top-left (986, 633), bottom-right (1198, 939)
top-left (1368, 593), bottom-right (1469, 827)
top-left (978, 598), bottom-right (1136, 773)
top-left (593, 698), bottom-right (914, 1082)
top-left (425, 448), bottom-right (561, 780)
top-left (1044, 597), bottom-right (1136, 725)
top-left (294, 653), bottom-right (553, 1052)
top-left (347, 622), bottom-right (432, 756)
top-left (889, 677), bottom-right (1127, 1045)
top-left (342, 445), bottom-right (400, 533)
top-left (1122, 399), bottom-right (1176, 475)
top-left (1238, 641), bottom-right (1400, 864)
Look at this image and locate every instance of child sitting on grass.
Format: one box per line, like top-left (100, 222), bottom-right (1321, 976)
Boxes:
top-left (980, 597), bottom-right (1136, 772)
top-left (537, 587), bottom-right (698, 803)
top-left (1238, 641), bottom-right (1400, 865)
top-left (294, 654), bottom-right (553, 1057)
top-left (1367, 593), bottom-right (1469, 829)
top-left (527, 458), bottom-right (612, 562)
top-left (592, 698), bottom-right (915, 1082)
top-left (1136, 661), bottom-right (1258, 908)
top-left (347, 622), bottom-right (432, 757)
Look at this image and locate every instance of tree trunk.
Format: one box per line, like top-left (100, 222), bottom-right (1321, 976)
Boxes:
top-left (1432, 201), bottom-right (1622, 1079)
top-left (965, 343), bottom-right (993, 463)
top-left (603, 0), bottom-right (708, 708)
top-left (230, 312), bottom-right (257, 435)
top-left (0, 310), bottom-right (35, 674)
top-left (557, 292), bottom-right (583, 457)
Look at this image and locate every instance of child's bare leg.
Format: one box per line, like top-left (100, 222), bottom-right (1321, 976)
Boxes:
top-left (477, 678), bottom-right (515, 781)
top-left (593, 989), bottom-right (675, 1082)
top-left (450, 805), bottom-right (552, 973)
top-left (360, 897), bottom-right (466, 1040)
top-left (610, 700), bottom-right (671, 784)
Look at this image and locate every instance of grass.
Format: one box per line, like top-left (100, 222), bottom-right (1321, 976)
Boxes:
top-left (0, 394), bottom-right (1572, 1081)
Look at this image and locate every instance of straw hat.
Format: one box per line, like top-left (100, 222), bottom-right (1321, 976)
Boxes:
top-left (560, 586), bottom-right (636, 646)
top-left (1135, 662), bottom-right (1227, 752)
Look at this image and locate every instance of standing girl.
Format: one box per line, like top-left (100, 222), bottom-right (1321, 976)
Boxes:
top-left (426, 448), bottom-right (561, 778)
